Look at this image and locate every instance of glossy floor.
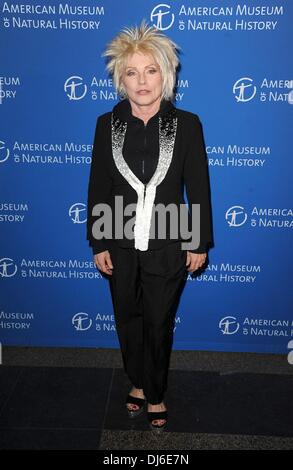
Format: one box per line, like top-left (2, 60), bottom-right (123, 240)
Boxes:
top-left (0, 348), bottom-right (292, 450)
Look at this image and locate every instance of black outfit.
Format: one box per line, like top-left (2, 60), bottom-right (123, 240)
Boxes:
top-left (87, 97), bottom-right (213, 254)
top-left (86, 98), bottom-right (213, 404)
top-left (107, 238), bottom-right (186, 404)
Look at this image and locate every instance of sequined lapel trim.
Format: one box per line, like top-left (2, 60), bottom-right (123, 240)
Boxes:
top-left (111, 109), bottom-right (177, 250)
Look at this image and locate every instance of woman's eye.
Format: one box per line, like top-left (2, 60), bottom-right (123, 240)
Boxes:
top-left (126, 69), bottom-right (157, 76)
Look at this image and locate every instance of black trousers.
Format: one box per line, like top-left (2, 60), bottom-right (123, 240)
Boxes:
top-left (107, 240), bottom-right (187, 404)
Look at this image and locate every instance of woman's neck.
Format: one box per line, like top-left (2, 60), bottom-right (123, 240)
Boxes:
top-left (129, 97), bottom-right (162, 125)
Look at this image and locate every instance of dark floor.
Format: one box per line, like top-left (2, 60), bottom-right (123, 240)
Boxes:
top-left (0, 347), bottom-right (293, 450)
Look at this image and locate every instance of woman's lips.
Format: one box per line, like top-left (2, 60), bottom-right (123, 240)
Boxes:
top-left (137, 90), bottom-right (150, 95)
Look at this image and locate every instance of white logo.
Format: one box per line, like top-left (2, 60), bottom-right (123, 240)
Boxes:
top-left (72, 312), bottom-right (92, 331)
top-left (0, 141), bottom-right (10, 163)
top-left (225, 206), bottom-right (247, 227)
top-left (288, 340), bottom-right (293, 365)
top-left (69, 203), bottom-right (87, 223)
top-left (64, 76), bottom-right (87, 100)
top-left (150, 4), bottom-right (175, 30)
top-left (233, 78), bottom-right (257, 102)
top-left (0, 258), bottom-right (18, 277)
top-left (219, 316), bottom-right (240, 335)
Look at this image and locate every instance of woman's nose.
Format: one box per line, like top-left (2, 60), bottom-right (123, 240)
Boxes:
top-left (138, 74), bottom-right (146, 84)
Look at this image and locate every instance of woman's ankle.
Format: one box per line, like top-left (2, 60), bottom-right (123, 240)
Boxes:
top-left (148, 401), bottom-right (166, 410)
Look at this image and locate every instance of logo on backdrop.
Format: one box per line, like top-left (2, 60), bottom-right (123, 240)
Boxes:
top-left (1, 258), bottom-right (102, 279)
top-left (69, 203), bottom-right (87, 224)
top-left (0, 258), bottom-right (17, 277)
top-left (219, 317), bottom-right (293, 344)
top-left (64, 76), bottom-right (87, 100)
top-left (225, 205), bottom-right (293, 229)
top-left (0, 5), bottom-right (105, 31)
top-left (64, 75), bottom-right (118, 101)
top-left (225, 206), bottom-right (247, 227)
top-left (0, 203), bottom-right (29, 223)
top-left (233, 77), bottom-right (292, 103)
top-left (70, 311), bottom-right (180, 334)
top-left (150, 4), bottom-right (284, 32)
top-left (1, 140), bottom-right (93, 165)
top-left (233, 78), bottom-right (257, 102)
top-left (219, 316), bottom-right (240, 335)
top-left (207, 144), bottom-right (271, 168)
top-left (0, 141), bottom-right (9, 163)
top-left (0, 311), bottom-right (34, 330)
top-left (72, 313), bottom-right (92, 331)
top-left (195, 262), bottom-right (261, 284)
top-left (150, 4), bottom-right (174, 30)
top-left (0, 76), bottom-right (20, 103)
top-left (71, 312), bottom-right (117, 333)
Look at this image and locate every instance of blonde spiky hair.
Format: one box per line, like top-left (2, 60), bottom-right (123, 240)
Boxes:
top-left (101, 19), bottom-right (180, 101)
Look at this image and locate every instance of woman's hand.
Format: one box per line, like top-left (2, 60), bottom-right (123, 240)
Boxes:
top-left (186, 252), bottom-right (207, 273)
top-left (93, 250), bottom-right (113, 275)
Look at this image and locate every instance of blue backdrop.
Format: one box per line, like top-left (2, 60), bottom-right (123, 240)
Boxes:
top-left (1, 0), bottom-right (292, 354)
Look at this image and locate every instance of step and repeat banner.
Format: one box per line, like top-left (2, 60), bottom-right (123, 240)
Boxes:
top-left (1, 1), bottom-right (292, 354)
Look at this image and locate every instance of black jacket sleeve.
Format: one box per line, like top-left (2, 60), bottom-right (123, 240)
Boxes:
top-left (86, 116), bottom-right (113, 255)
top-left (183, 114), bottom-right (213, 254)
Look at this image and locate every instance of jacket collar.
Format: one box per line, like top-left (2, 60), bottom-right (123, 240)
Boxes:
top-left (113, 97), bottom-right (175, 123)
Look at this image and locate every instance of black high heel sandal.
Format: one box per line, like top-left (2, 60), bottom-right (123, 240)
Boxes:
top-left (125, 394), bottom-right (146, 418)
top-left (147, 409), bottom-right (168, 432)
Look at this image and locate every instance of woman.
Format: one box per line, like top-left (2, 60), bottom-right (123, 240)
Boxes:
top-left (87, 20), bottom-right (213, 432)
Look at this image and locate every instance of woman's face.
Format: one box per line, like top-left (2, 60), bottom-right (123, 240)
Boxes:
top-left (121, 52), bottom-right (163, 107)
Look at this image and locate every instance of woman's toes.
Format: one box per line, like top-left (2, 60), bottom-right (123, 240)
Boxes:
top-left (152, 419), bottom-right (165, 426)
top-left (127, 404), bottom-right (139, 411)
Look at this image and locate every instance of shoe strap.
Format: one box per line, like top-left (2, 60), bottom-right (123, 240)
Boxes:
top-left (126, 394), bottom-right (145, 406)
top-left (147, 411), bottom-right (168, 421)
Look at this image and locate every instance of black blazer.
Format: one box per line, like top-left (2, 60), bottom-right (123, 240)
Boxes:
top-left (86, 98), bottom-right (213, 255)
